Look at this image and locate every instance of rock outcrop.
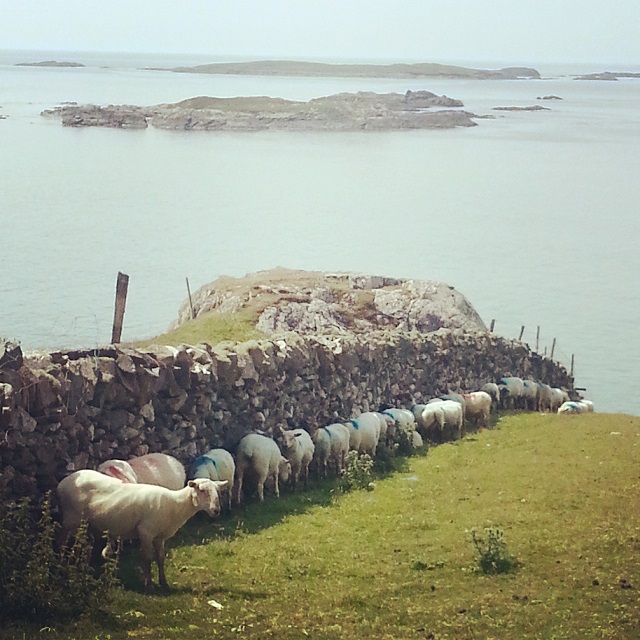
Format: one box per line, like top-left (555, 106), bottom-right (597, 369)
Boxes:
top-left (173, 268), bottom-right (487, 335)
top-left (42, 90), bottom-right (479, 131)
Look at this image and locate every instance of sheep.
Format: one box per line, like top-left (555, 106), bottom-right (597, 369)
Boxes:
top-left (558, 400), bottom-right (593, 414)
top-left (537, 382), bottom-right (553, 412)
top-left (424, 399), bottom-right (464, 441)
top-left (416, 402), bottom-right (446, 442)
top-left (522, 380), bottom-right (539, 411)
top-left (382, 407), bottom-right (417, 446)
top-left (311, 423), bottom-right (351, 478)
top-left (347, 412), bottom-right (381, 458)
top-left (188, 448), bottom-right (235, 512)
top-left (276, 428), bottom-right (315, 490)
top-left (234, 433), bottom-right (291, 503)
top-left (497, 377), bottom-right (525, 410)
top-left (462, 391), bottom-right (492, 428)
top-left (550, 388), bottom-right (570, 413)
top-left (480, 383), bottom-right (500, 412)
top-left (99, 453), bottom-right (186, 491)
top-left (56, 469), bottom-right (227, 591)
top-left (375, 412), bottom-right (396, 447)
top-left (97, 459), bottom-right (138, 484)
top-left (412, 430), bottom-right (424, 449)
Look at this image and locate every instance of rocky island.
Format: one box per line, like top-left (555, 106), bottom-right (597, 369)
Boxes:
top-left (574, 71), bottom-right (640, 81)
top-left (172, 267), bottom-right (487, 335)
top-left (15, 60), bottom-right (85, 68)
top-left (164, 59), bottom-right (541, 80)
top-left (42, 89), bottom-right (480, 131)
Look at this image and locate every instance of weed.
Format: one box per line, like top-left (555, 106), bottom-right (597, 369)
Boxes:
top-left (0, 493), bottom-right (118, 622)
top-left (339, 451), bottom-right (374, 492)
top-left (470, 526), bottom-right (518, 575)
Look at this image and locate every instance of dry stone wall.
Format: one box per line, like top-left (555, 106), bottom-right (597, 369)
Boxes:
top-left (0, 330), bottom-right (572, 502)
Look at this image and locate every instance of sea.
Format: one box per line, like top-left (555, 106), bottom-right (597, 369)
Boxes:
top-left (0, 50), bottom-right (638, 415)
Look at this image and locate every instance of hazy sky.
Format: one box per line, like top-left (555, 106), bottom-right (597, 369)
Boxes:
top-left (1, 0), bottom-right (638, 66)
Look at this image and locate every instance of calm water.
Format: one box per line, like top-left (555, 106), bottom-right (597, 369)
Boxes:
top-left (1, 51), bottom-right (638, 414)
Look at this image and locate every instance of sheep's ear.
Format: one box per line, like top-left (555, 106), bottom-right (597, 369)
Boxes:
top-left (188, 480), bottom-right (197, 488)
top-left (214, 480), bottom-right (228, 489)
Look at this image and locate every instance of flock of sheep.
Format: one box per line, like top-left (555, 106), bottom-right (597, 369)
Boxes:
top-left (55, 375), bottom-right (592, 591)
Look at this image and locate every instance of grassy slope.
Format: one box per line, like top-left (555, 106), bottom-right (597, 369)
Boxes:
top-left (6, 413), bottom-right (639, 639)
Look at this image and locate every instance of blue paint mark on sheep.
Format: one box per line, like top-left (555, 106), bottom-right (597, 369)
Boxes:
top-left (322, 427), bottom-right (332, 439)
top-left (350, 419), bottom-right (360, 429)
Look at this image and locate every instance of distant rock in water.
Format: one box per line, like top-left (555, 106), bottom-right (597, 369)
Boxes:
top-left (492, 105), bottom-right (550, 111)
top-left (173, 268), bottom-right (488, 336)
top-left (15, 60), bottom-right (85, 68)
top-left (41, 90), bottom-right (479, 131)
top-left (164, 59), bottom-right (541, 80)
top-left (574, 71), bottom-right (640, 81)
top-left (537, 95), bottom-right (563, 100)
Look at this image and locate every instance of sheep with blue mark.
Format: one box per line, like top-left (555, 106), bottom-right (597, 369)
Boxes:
top-left (346, 412), bottom-right (381, 458)
top-left (188, 448), bottom-right (235, 512)
top-left (311, 423), bottom-right (350, 478)
top-left (497, 377), bottom-right (525, 410)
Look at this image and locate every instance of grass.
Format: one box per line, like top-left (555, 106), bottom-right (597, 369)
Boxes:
top-left (4, 412), bottom-right (639, 639)
top-left (131, 310), bottom-right (265, 349)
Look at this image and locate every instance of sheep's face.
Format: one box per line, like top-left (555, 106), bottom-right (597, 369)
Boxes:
top-left (280, 431), bottom-right (297, 452)
top-left (189, 479), bottom-right (228, 517)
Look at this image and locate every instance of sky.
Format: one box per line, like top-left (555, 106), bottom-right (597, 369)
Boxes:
top-left (0, 0), bottom-right (638, 66)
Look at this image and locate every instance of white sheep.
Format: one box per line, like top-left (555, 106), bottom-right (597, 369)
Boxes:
top-left (412, 430), bottom-right (424, 449)
top-left (188, 448), bottom-right (235, 511)
top-left (550, 388), bottom-right (570, 413)
top-left (423, 399), bottom-right (463, 441)
top-left (462, 391), bottom-right (492, 428)
top-left (347, 412), bottom-right (381, 458)
top-left (537, 382), bottom-right (553, 413)
top-left (558, 400), bottom-right (593, 414)
top-left (234, 433), bottom-right (291, 503)
top-left (416, 402), bottom-right (446, 441)
top-left (311, 423), bottom-right (351, 478)
top-left (277, 428), bottom-right (316, 490)
top-left (98, 452), bottom-right (186, 490)
top-left (56, 469), bottom-right (227, 591)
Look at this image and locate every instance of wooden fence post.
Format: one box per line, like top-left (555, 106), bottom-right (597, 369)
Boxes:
top-left (186, 277), bottom-right (195, 321)
top-left (536, 326), bottom-right (540, 352)
top-left (570, 354), bottom-right (575, 377)
top-left (550, 338), bottom-right (556, 360)
top-left (489, 319), bottom-right (495, 332)
top-left (111, 272), bottom-right (129, 344)
top-left (518, 325), bottom-right (525, 341)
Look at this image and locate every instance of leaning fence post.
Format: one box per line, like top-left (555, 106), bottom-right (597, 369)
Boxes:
top-left (518, 325), bottom-right (525, 341)
top-left (550, 338), bottom-right (556, 360)
top-left (536, 326), bottom-right (540, 352)
top-left (186, 277), bottom-right (195, 320)
top-left (111, 271), bottom-right (129, 344)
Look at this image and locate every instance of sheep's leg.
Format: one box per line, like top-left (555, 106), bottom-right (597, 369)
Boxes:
top-left (154, 538), bottom-right (169, 590)
top-left (139, 536), bottom-right (155, 592)
top-left (235, 468), bottom-right (244, 505)
top-left (272, 471), bottom-right (280, 498)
